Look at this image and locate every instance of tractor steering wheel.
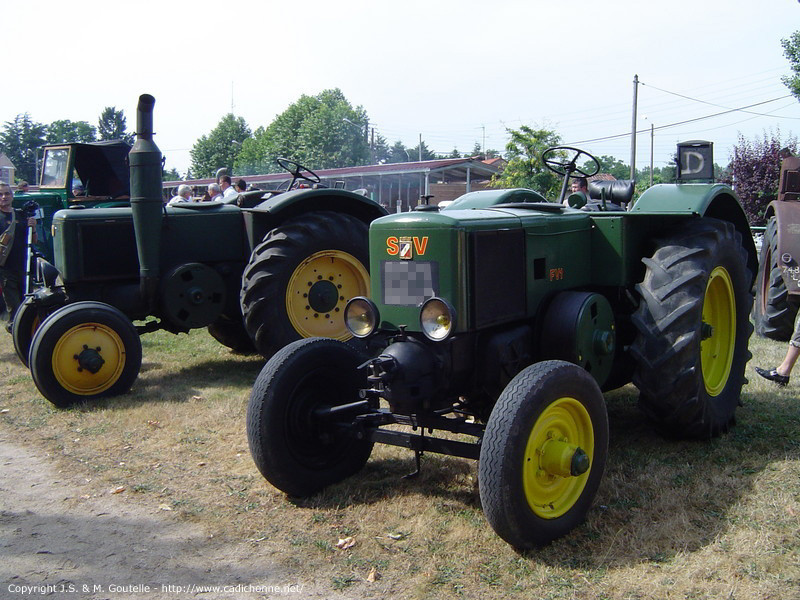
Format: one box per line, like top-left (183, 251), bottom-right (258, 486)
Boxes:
top-left (276, 157), bottom-right (321, 189)
top-left (542, 146), bottom-right (600, 178)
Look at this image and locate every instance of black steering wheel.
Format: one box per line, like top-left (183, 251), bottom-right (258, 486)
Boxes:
top-left (542, 146), bottom-right (601, 204)
top-left (276, 157), bottom-right (321, 189)
top-left (542, 146), bottom-right (600, 178)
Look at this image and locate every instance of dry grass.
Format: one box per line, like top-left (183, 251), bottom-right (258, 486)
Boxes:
top-left (1, 328), bottom-right (799, 599)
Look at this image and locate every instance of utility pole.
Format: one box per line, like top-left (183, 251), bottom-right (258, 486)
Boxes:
top-left (649, 122), bottom-right (654, 187)
top-left (419, 133), bottom-right (423, 162)
top-left (630, 74), bottom-right (638, 181)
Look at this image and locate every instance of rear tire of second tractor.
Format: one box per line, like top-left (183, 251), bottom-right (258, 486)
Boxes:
top-left (753, 216), bottom-right (799, 341)
top-left (631, 218), bottom-right (753, 439)
top-left (240, 212), bottom-right (371, 358)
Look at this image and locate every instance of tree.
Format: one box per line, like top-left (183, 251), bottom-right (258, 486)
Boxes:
top-left (782, 30), bottom-right (800, 101)
top-left (162, 167), bottom-right (182, 181)
top-left (190, 114), bottom-right (252, 178)
top-left (45, 120), bottom-right (96, 144)
top-left (588, 155), bottom-right (630, 180)
top-left (0, 114), bottom-right (47, 183)
top-left (407, 140), bottom-right (436, 162)
top-left (235, 89), bottom-right (370, 175)
top-left (98, 107), bottom-right (134, 144)
top-left (722, 130), bottom-right (798, 225)
top-left (386, 140), bottom-right (410, 164)
top-left (490, 125), bottom-right (562, 197)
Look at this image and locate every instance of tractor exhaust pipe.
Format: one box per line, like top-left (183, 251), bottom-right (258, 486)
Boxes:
top-left (129, 94), bottom-right (163, 311)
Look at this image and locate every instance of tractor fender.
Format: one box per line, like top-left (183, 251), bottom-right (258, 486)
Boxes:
top-left (763, 200), bottom-right (800, 299)
top-left (633, 183), bottom-right (757, 280)
top-left (242, 188), bottom-right (388, 247)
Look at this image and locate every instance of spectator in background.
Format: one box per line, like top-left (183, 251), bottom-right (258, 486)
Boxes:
top-left (235, 178), bottom-right (247, 193)
top-left (0, 183), bottom-right (37, 330)
top-left (167, 184), bottom-right (193, 206)
top-left (16, 181), bottom-right (29, 194)
top-left (207, 183), bottom-right (222, 202)
top-left (219, 175), bottom-right (237, 200)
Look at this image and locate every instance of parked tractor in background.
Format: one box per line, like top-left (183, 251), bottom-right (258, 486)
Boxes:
top-left (15, 94), bottom-right (386, 407)
top-left (246, 143), bottom-right (756, 550)
top-left (753, 153), bottom-right (800, 340)
top-left (13, 140), bottom-right (132, 263)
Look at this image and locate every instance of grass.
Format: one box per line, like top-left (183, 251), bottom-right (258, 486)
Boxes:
top-left (1, 327), bottom-right (799, 599)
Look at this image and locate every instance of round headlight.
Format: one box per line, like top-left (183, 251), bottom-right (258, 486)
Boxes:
top-left (420, 297), bottom-right (456, 341)
top-left (344, 297), bottom-right (379, 338)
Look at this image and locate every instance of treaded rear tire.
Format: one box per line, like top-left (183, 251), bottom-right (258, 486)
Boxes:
top-left (240, 212), bottom-right (369, 358)
top-left (631, 218), bottom-right (753, 438)
top-left (207, 314), bottom-right (256, 353)
top-left (754, 216), bottom-right (798, 341)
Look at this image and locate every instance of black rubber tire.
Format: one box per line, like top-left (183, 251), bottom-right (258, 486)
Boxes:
top-left (479, 360), bottom-right (608, 551)
top-left (631, 219), bottom-right (753, 438)
top-left (12, 296), bottom-right (54, 367)
top-left (240, 212), bottom-right (370, 359)
top-left (29, 301), bottom-right (142, 409)
top-left (207, 314), bottom-right (256, 353)
top-left (247, 337), bottom-right (373, 497)
top-left (754, 216), bottom-right (799, 341)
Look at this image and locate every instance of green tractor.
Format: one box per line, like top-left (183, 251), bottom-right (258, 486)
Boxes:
top-left (13, 139), bottom-right (132, 263)
top-left (246, 145), bottom-right (756, 550)
top-left (15, 94), bottom-right (386, 407)
top-left (753, 153), bottom-right (800, 340)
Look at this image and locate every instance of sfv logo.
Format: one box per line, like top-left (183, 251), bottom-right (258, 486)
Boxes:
top-left (386, 236), bottom-right (429, 260)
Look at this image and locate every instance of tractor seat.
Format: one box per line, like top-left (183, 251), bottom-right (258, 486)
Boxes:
top-left (588, 180), bottom-right (634, 205)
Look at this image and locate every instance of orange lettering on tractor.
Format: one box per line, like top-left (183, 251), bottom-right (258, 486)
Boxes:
top-left (413, 236), bottom-right (429, 256)
top-left (386, 236), bottom-right (399, 255)
top-left (549, 267), bottom-right (564, 281)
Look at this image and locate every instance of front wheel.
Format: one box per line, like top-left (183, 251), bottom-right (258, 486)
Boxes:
top-left (479, 360), bottom-right (609, 550)
top-left (28, 301), bottom-right (142, 408)
top-left (247, 337), bottom-right (373, 497)
top-left (12, 295), bottom-right (62, 367)
top-left (631, 219), bottom-right (753, 438)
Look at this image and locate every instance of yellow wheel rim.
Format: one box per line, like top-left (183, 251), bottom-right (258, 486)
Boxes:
top-left (522, 397), bottom-right (594, 519)
top-left (701, 266), bottom-right (736, 396)
top-left (286, 250), bottom-right (370, 340)
top-left (51, 322), bottom-right (126, 396)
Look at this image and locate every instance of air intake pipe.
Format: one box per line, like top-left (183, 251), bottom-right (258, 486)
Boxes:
top-left (129, 94), bottom-right (163, 312)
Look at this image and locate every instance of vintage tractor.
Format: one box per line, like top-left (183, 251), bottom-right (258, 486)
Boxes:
top-left (13, 139), bottom-right (132, 263)
top-left (15, 94), bottom-right (386, 407)
top-left (753, 153), bottom-right (800, 340)
top-left (246, 145), bottom-right (756, 550)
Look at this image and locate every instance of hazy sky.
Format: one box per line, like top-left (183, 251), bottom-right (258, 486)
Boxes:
top-left (4, 0), bottom-right (799, 176)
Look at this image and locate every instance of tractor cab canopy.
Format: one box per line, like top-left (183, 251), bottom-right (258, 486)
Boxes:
top-left (40, 141), bottom-right (131, 199)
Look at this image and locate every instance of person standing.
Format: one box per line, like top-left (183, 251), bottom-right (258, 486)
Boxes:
top-left (0, 183), bottom-right (37, 330)
top-left (219, 175), bottom-right (237, 200)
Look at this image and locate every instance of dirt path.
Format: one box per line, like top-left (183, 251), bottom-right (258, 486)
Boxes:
top-left (0, 432), bottom-right (339, 600)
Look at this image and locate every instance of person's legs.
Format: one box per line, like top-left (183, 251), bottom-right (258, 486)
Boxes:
top-left (0, 269), bottom-right (22, 331)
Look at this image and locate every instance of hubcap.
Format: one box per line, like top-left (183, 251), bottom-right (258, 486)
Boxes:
top-left (52, 323), bottom-right (126, 395)
top-left (286, 250), bottom-right (369, 339)
top-left (522, 397), bottom-right (594, 519)
top-left (701, 266), bottom-right (735, 396)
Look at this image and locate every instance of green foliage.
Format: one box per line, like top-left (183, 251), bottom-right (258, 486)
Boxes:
top-left (190, 114), bottom-right (252, 179)
top-left (0, 113), bottom-right (47, 183)
top-left (721, 130), bottom-right (798, 225)
top-left (97, 107), bottom-right (134, 144)
top-left (45, 120), bottom-right (96, 144)
top-left (235, 89), bottom-right (369, 175)
top-left (782, 30), bottom-right (800, 101)
top-left (589, 155), bottom-right (630, 180)
top-left (407, 140), bottom-right (436, 162)
top-left (163, 167), bottom-right (182, 181)
top-left (386, 140), bottom-right (410, 164)
top-left (491, 125), bottom-right (562, 197)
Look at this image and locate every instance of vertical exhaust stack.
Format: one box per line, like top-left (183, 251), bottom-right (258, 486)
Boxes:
top-left (129, 94), bottom-right (163, 311)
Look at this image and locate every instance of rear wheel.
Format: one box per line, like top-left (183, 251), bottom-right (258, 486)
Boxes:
top-left (631, 219), bottom-right (753, 438)
top-left (754, 216), bottom-right (798, 340)
top-left (479, 361), bottom-right (608, 550)
top-left (29, 302), bottom-right (142, 408)
top-left (247, 337), bottom-right (373, 497)
top-left (240, 212), bottom-right (370, 358)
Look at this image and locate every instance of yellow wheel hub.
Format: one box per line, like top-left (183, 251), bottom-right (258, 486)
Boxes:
top-left (52, 322), bottom-right (126, 396)
top-left (522, 397), bottom-right (594, 519)
top-left (701, 266), bottom-right (735, 396)
top-left (286, 250), bottom-right (370, 340)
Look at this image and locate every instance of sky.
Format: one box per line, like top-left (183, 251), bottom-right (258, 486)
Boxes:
top-left (3, 0), bottom-right (799, 178)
